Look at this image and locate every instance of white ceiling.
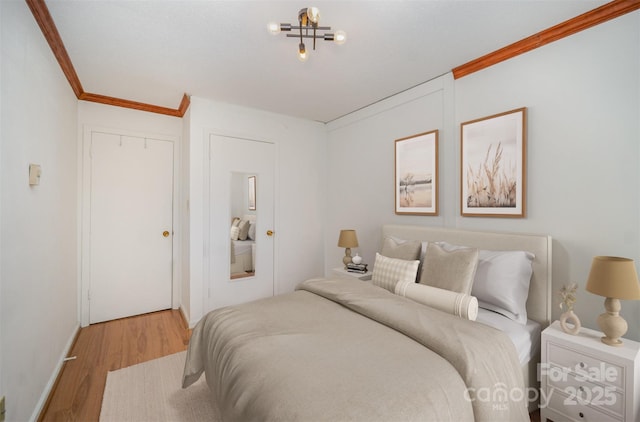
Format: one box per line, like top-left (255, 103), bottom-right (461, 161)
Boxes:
top-left (46, 0), bottom-right (607, 123)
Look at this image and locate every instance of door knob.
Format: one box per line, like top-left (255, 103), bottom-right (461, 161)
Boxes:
top-left (162, 231), bottom-right (170, 238)
top-left (266, 230), bottom-right (274, 237)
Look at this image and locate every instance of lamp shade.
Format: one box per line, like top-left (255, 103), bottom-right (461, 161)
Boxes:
top-left (338, 230), bottom-right (358, 248)
top-left (586, 256), bottom-right (640, 300)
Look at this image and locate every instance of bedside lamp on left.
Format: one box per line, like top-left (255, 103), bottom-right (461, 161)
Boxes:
top-left (338, 229), bottom-right (358, 269)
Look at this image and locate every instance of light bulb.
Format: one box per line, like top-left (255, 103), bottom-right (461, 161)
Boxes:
top-left (298, 43), bottom-right (308, 62)
top-left (306, 7), bottom-right (320, 24)
top-left (334, 30), bottom-right (346, 45)
top-left (267, 22), bottom-right (280, 35)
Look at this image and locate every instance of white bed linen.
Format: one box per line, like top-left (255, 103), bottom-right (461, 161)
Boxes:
top-left (476, 308), bottom-right (541, 365)
top-left (232, 239), bottom-right (253, 255)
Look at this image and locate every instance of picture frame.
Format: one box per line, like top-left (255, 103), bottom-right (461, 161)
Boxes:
top-left (460, 107), bottom-right (526, 217)
top-left (394, 130), bottom-right (438, 215)
top-left (248, 175), bottom-right (256, 210)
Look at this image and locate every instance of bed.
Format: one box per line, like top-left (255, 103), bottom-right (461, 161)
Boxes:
top-left (230, 239), bottom-right (255, 273)
top-left (183, 224), bottom-right (552, 421)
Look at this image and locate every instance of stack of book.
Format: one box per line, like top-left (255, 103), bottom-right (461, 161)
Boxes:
top-left (346, 262), bottom-right (368, 274)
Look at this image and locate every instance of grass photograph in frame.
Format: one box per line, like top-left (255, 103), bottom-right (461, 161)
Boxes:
top-left (395, 130), bottom-right (438, 215)
top-left (461, 107), bottom-right (526, 217)
top-left (248, 175), bottom-right (256, 210)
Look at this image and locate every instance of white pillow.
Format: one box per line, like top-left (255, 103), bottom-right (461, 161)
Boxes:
top-left (436, 241), bottom-right (534, 324)
top-left (230, 225), bottom-right (240, 241)
top-left (372, 253), bottom-right (420, 293)
top-left (248, 222), bottom-right (256, 240)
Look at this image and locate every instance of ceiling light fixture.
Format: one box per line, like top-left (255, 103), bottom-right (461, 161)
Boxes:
top-left (268, 7), bottom-right (346, 62)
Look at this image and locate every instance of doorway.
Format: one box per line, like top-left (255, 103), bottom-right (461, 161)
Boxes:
top-left (82, 129), bottom-right (177, 325)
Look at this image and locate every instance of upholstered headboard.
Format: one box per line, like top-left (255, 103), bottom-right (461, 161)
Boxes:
top-left (381, 225), bottom-right (552, 326)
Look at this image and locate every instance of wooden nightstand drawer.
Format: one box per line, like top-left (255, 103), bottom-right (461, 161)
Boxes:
top-left (547, 387), bottom-right (620, 422)
top-left (546, 363), bottom-right (624, 417)
top-left (547, 342), bottom-right (624, 389)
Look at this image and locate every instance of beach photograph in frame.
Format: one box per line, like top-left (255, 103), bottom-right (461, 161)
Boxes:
top-left (461, 107), bottom-right (526, 217)
top-left (248, 175), bottom-right (256, 210)
top-left (395, 130), bottom-right (438, 215)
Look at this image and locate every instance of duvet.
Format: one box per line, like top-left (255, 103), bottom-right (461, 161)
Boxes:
top-left (182, 278), bottom-right (529, 421)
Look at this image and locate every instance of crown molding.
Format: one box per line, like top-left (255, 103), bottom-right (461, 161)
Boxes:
top-left (453, 0), bottom-right (640, 79)
top-left (25, 0), bottom-right (83, 97)
top-left (25, 0), bottom-right (189, 117)
top-left (78, 92), bottom-right (190, 118)
top-left (27, 0), bottom-right (638, 113)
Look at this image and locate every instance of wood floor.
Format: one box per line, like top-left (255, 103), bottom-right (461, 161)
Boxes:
top-left (37, 308), bottom-right (542, 422)
top-left (38, 309), bottom-right (190, 422)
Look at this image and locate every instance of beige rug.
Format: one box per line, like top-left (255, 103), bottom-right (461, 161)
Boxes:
top-left (100, 351), bottom-right (221, 421)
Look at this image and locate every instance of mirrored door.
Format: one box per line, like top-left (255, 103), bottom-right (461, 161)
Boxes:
top-left (207, 135), bottom-right (275, 312)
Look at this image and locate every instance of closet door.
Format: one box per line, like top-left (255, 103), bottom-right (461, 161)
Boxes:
top-left (207, 135), bottom-right (275, 311)
top-left (88, 132), bottom-right (174, 324)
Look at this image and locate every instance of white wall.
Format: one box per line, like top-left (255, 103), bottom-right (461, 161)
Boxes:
top-left (183, 96), bottom-right (326, 326)
top-left (325, 75), bottom-right (455, 272)
top-left (0, 2), bottom-right (79, 420)
top-left (455, 12), bottom-right (640, 339)
top-left (0, 0), bottom-right (4, 408)
top-left (181, 108), bottom-right (191, 322)
top-left (326, 12), bottom-right (640, 341)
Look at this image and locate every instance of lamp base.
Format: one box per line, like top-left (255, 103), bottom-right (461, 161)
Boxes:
top-left (600, 336), bottom-right (624, 347)
top-left (597, 297), bottom-right (627, 347)
top-left (343, 247), bottom-right (352, 269)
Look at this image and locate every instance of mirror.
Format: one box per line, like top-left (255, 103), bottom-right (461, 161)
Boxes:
top-left (229, 172), bottom-right (257, 280)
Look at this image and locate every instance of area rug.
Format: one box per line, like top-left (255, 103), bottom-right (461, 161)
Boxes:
top-left (100, 351), bottom-right (221, 421)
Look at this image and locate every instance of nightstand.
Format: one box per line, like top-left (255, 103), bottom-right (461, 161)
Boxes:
top-left (332, 267), bottom-right (372, 281)
top-left (540, 321), bottom-right (640, 422)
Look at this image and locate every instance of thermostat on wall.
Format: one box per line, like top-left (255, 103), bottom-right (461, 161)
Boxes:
top-left (29, 164), bottom-right (42, 186)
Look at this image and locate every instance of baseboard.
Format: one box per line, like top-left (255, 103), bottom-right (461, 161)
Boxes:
top-left (30, 323), bottom-right (81, 422)
top-left (179, 305), bottom-right (198, 329)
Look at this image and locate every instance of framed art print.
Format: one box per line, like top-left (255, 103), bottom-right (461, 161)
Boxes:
top-left (395, 130), bottom-right (438, 215)
top-left (461, 107), bottom-right (526, 217)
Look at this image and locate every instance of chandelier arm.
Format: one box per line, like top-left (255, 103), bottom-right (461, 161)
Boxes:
top-left (298, 13), bottom-right (304, 46)
top-left (313, 25), bottom-right (317, 50)
top-left (286, 34), bottom-right (334, 39)
top-left (284, 25), bottom-right (332, 31)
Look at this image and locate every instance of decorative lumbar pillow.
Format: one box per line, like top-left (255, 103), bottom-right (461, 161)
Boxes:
top-left (237, 219), bottom-right (250, 241)
top-left (230, 226), bottom-right (240, 241)
top-left (419, 243), bottom-right (479, 295)
top-left (372, 253), bottom-right (420, 293)
top-left (395, 281), bottom-right (479, 320)
top-left (435, 241), bottom-right (535, 324)
top-left (247, 222), bottom-right (256, 240)
top-left (230, 218), bottom-right (241, 240)
top-left (380, 236), bottom-right (422, 261)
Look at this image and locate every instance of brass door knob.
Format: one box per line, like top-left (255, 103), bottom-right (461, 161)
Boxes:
top-left (162, 231), bottom-right (170, 238)
top-left (266, 230), bottom-right (274, 237)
